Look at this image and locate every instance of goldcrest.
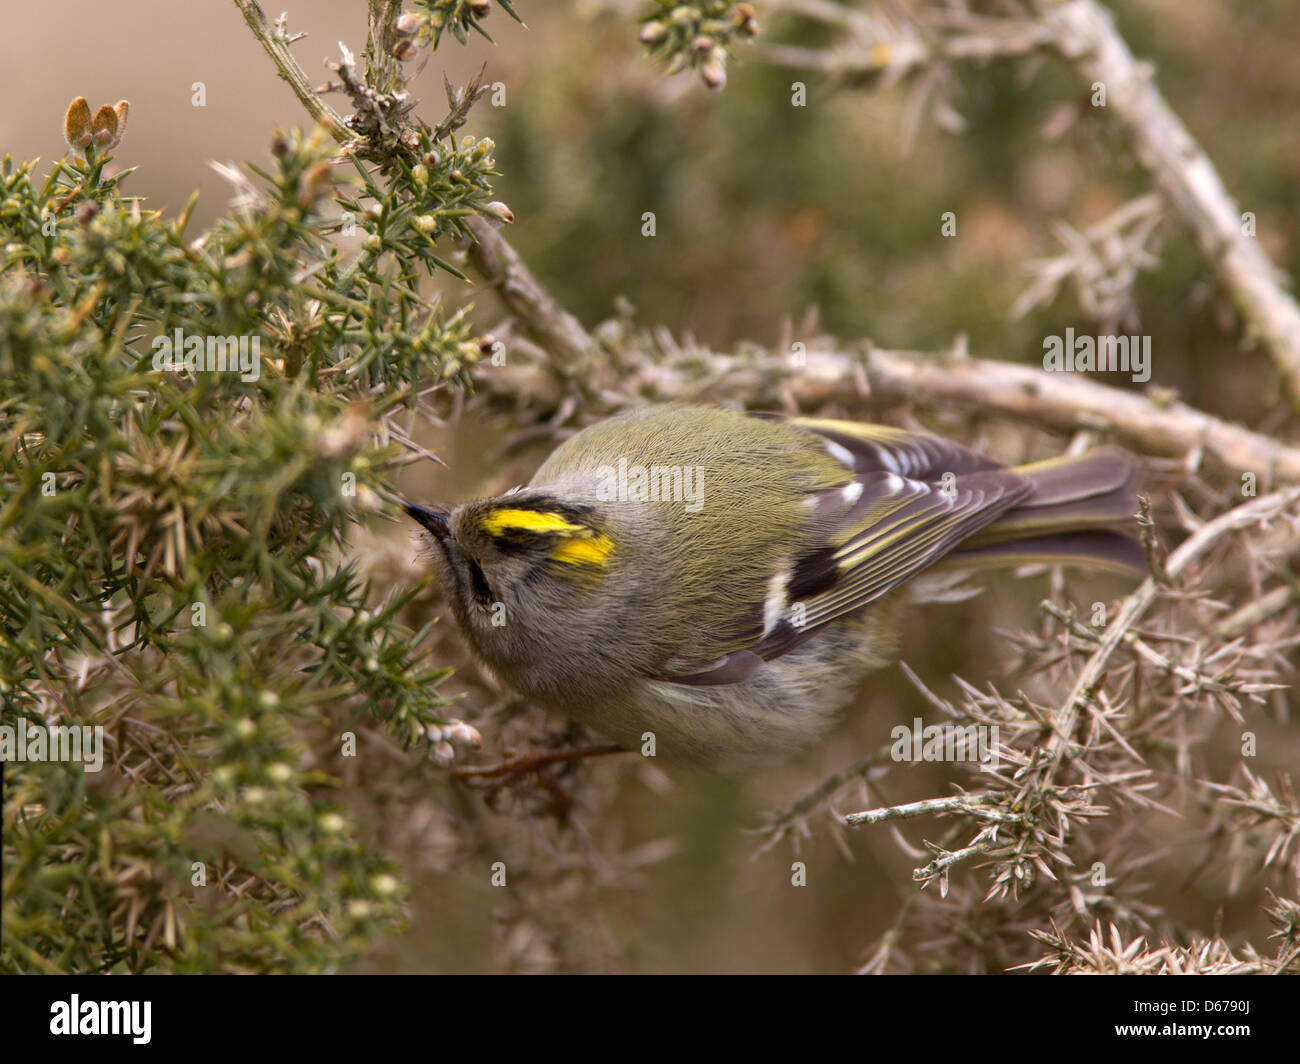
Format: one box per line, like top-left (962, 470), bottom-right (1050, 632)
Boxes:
top-left (403, 404), bottom-right (1142, 768)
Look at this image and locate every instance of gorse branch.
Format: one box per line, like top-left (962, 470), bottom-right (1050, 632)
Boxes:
top-left (2, 0), bottom-right (524, 970)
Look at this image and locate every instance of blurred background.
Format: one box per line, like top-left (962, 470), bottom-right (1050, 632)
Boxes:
top-left (5, 0), bottom-right (1298, 972)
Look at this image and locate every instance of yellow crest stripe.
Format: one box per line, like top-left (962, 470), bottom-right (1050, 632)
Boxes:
top-left (480, 507), bottom-right (614, 567)
top-left (481, 508), bottom-right (586, 536)
top-left (550, 533), bottom-right (614, 567)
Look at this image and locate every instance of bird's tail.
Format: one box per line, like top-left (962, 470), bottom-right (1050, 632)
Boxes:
top-left (945, 447), bottom-right (1146, 575)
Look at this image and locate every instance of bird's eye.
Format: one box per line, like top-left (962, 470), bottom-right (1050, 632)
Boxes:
top-left (467, 558), bottom-right (494, 603)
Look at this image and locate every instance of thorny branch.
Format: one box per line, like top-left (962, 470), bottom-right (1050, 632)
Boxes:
top-left (844, 792), bottom-right (1001, 826)
top-left (1048, 485), bottom-right (1300, 771)
top-left (237, 0), bottom-right (1300, 491)
top-left (762, 0), bottom-right (1055, 82)
top-left (823, 485), bottom-right (1300, 892)
top-left (1021, 908), bottom-right (1300, 975)
top-left (1028, 0), bottom-right (1300, 410)
top-left (459, 217), bottom-right (599, 367)
top-left (234, 1), bottom-right (351, 142)
top-left (763, 0), bottom-right (1300, 409)
top-left (1011, 194), bottom-right (1165, 333)
top-left (472, 333), bottom-right (1300, 484)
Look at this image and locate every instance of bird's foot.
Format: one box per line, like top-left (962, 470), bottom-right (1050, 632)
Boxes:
top-left (449, 742), bottom-right (626, 789)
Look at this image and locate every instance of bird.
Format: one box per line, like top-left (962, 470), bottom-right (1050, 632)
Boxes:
top-left (401, 404), bottom-right (1143, 769)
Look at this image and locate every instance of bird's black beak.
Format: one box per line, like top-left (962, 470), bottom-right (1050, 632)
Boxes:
top-left (399, 498), bottom-right (451, 540)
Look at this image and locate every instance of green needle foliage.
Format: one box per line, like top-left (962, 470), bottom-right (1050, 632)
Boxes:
top-left (0, 69), bottom-right (500, 970)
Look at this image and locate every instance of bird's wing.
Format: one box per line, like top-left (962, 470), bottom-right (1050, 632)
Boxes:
top-left (661, 420), bottom-right (1031, 685)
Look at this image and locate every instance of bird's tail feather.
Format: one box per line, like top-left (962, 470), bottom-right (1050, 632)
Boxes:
top-left (947, 447), bottom-right (1146, 574)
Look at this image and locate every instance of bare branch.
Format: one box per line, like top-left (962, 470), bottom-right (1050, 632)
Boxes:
top-left (473, 336), bottom-right (1300, 482)
top-left (459, 216), bottom-right (597, 367)
top-left (1029, 0), bottom-right (1300, 409)
top-left (844, 792), bottom-right (1000, 826)
top-left (762, 2), bottom-right (1053, 79)
top-left (233, 1), bottom-right (351, 143)
top-left (1045, 485), bottom-right (1300, 774)
top-left (762, 0), bottom-right (1300, 407)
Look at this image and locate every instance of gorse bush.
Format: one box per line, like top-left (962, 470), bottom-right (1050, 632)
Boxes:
top-left (0, 13), bottom-right (513, 968)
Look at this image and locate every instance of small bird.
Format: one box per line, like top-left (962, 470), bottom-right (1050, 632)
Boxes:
top-left (402, 405), bottom-right (1143, 769)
